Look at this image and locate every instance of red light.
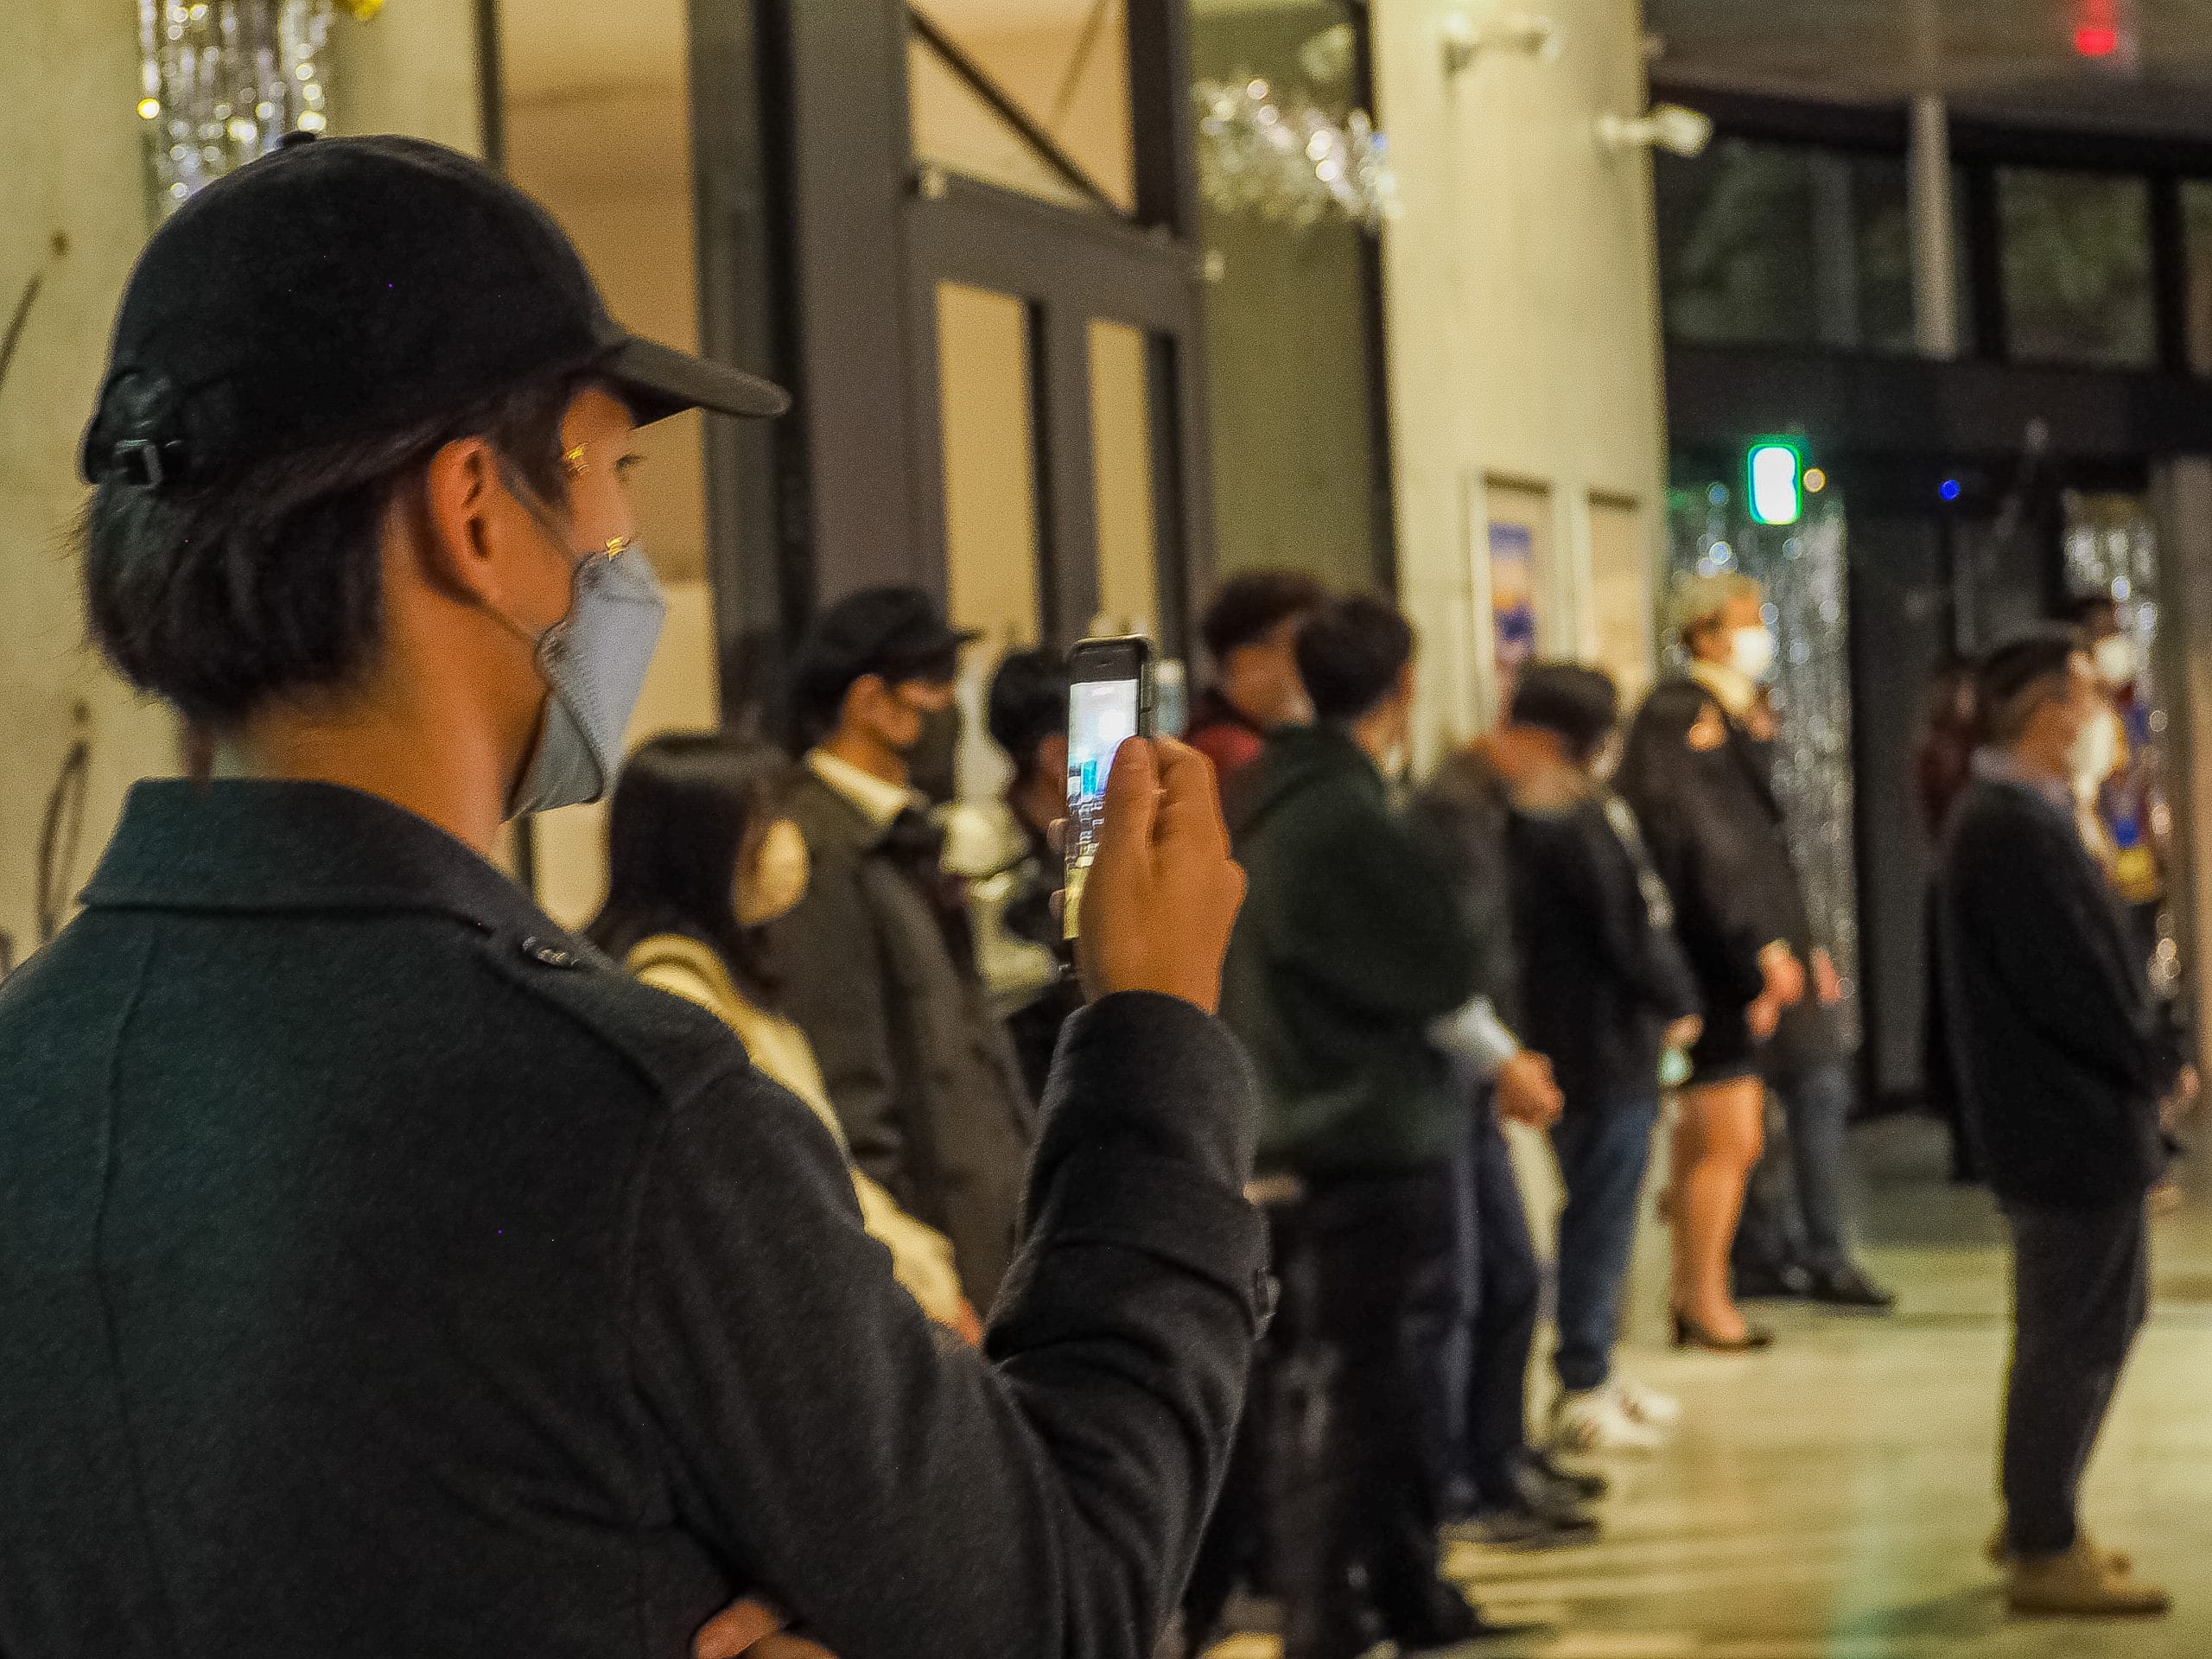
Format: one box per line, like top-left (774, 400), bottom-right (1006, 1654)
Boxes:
top-left (2075, 23), bottom-right (2120, 55)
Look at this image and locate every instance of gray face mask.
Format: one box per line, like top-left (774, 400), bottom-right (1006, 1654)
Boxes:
top-left (499, 479), bottom-right (669, 818)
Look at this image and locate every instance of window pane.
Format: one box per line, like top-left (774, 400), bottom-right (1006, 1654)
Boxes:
top-left (908, 2), bottom-right (1133, 213)
top-left (1088, 320), bottom-right (1160, 635)
top-left (1997, 167), bottom-right (2153, 369)
top-left (1656, 138), bottom-right (1923, 354)
top-left (937, 284), bottom-right (1044, 651)
top-left (1656, 140), bottom-right (1819, 346)
top-left (2183, 179), bottom-right (2212, 375)
top-left (1193, 0), bottom-right (1381, 593)
top-left (909, 36), bottom-right (1101, 213)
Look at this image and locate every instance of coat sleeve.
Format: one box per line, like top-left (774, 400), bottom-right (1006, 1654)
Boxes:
top-left (770, 849), bottom-right (907, 1199)
top-left (1956, 810), bottom-right (2177, 1099)
top-left (630, 992), bottom-right (1267, 1659)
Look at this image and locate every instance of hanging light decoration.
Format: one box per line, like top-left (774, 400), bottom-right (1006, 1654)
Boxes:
top-left (135, 0), bottom-right (380, 216)
top-left (1193, 75), bottom-right (1399, 233)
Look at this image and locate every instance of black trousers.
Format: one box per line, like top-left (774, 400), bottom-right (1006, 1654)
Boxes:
top-left (1274, 1166), bottom-right (1459, 1659)
top-left (2001, 1198), bottom-right (2150, 1556)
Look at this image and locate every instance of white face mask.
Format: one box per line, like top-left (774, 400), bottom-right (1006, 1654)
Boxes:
top-left (734, 817), bottom-right (810, 928)
top-left (1729, 625), bottom-right (1778, 685)
top-left (2069, 706), bottom-right (2122, 796)
top-left (2093, 634), bottom-right (2138, 689)
top-left (495, 474), bottom-right (666, 818)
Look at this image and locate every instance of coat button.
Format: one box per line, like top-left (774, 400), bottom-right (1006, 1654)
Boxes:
top-left (520, 936), bottom-right (575, 969)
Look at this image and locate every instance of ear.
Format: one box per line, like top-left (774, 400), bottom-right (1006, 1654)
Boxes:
top-left (1039, 732), bottom-right (1070, 779)
top-left (416, 434), bottom-right (505, 606)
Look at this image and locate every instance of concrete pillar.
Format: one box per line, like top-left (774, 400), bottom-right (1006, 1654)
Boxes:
top-left (1908, 93), bottom-right (1959, 360)
top-left (2153, 457), bottom-right (2212, 1063)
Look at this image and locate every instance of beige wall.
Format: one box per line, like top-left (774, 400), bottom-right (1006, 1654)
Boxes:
top-left (0, 3), bottom-right (486, 976)
top-left (1374, 0), bottom-right (1669, 763)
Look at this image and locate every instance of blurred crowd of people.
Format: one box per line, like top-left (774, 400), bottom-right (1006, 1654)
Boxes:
top-left (581, 548), bottom-right (2202, 1645)
top-left (575, 559), bottom-right (1922, 1656)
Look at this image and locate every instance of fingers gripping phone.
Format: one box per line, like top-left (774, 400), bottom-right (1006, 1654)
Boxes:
top-left (1064, 635), bottom-right (1155, 940)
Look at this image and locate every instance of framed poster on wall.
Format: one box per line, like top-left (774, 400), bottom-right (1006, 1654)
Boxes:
top-left (1489, 520), bottom-right (1539, 709)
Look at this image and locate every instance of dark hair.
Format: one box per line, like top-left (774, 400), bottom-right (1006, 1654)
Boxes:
top-left (2066, 592), bottom-right (2119, 632)
top-left (585, 731), bottom-right (797, 1000)
top-left (1295, 594), bottom-right (1414, 722)
top-left (1510, 662), bottom-right (1620, 760)
top-left (1976, 628), bottom-right (2082, 746)
top-left (80, 374), bottom-right (582, 728)
top-left (988, 647), bottom-right (1069, 778)
top-left (1200, 569), bottom-right (1329, 663)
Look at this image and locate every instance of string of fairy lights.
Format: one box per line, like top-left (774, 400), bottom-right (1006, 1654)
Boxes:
top-left (134, 0), bottom-right (385, 215)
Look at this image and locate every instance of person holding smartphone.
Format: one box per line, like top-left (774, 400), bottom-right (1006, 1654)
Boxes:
top-left (0, 135), bottom-right (1267, 1659)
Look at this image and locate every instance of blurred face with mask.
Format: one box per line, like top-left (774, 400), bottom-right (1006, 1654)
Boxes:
top-left (839, 672), bottom-right (962, 801)
top-left (1688, 588), bottom-right (1777, 690)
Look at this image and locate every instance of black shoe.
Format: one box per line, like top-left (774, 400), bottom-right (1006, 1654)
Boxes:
top-left (1456, 1496), bottom-right (1601, 1548)
top-left (1393, 1581), bottom-right (1540, 1649)
top-left (1456, 1459), bottom-right (1601, 1547)
top-left (1397, 1592), bottom-right (1557, 1654)
top-left (1527, 1446), bottom-right (1608, 1502)
top-left (1732, 1262), bottom-right (1813, 1300)
top-left (1670, 1308), bottom-right (1774, 1352)
top-left (1806, 1262), bottom-right (1896, 1312)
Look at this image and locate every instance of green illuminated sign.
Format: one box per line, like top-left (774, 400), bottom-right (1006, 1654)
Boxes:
top-left (1746, 440), bottom-right (1803, 526)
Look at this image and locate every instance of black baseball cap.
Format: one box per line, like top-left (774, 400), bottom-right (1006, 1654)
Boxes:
top-left (81, 133), bottom-right (787, 491)
top-left (792, 587), bottom-right (981, 719)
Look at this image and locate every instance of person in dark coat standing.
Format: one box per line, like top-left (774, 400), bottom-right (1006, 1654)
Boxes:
top-left (772, 588), bottom-right (1039, 1311)
top-left (1618, 575), bottom-right (1807, 1351)
top-left (1492, 666), bottom-right (1704, 1453)
top-left (1408, 716), bottom-right (1610, 1544)
top-left (1221, 595), bottom-right (1506, 1658)
top-left (0, 136), bottom-right (1269, 1659)
top-left (1939, 631), bottom-right (2186, 1618)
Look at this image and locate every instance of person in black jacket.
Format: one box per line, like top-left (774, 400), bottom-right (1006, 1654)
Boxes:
top-left (1618, 575), bottom-right (1807, 1351)
top-left (1497, 666), bottom-right (1702, 1453)
top-left (1939, 631), bottom-right (2186, 1618)
top-left (0, 136), bottom-right (1268, 1659)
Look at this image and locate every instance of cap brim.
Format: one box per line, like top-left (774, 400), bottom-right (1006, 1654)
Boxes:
top-left (602, 334), bottom-right (790, 423)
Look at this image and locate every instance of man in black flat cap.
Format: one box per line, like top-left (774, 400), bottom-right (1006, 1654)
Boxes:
top-left (0, 134), bottom-right (1266, 1659)
top-left (1940, 628), bottom-right (2185, 1619)
top-left (773, 588), bottom-right (1039, 1309)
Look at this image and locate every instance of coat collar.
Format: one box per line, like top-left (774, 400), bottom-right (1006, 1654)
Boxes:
top-left (79, 779), bottom-right (557, 940)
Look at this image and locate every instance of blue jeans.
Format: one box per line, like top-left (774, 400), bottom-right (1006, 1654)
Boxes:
top-left (1549, 1096), bottom-right (1662, 1395)
top-left (1409, 1102), bottom-right (1542, 1514)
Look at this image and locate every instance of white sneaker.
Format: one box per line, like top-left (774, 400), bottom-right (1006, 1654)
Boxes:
top-left (1611, 1373), bottom-right (1681, 1428)
top-left (1552, 1387), bottom-right (1665, 1454)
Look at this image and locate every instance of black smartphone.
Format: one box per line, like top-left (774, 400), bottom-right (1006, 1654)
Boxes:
top-left (1064, 635), bottom-right (1156, 940)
